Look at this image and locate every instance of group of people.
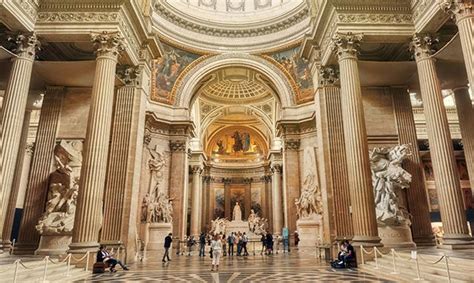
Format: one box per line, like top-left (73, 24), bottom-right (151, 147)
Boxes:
top-left (331, 240), bottom-right (357, 268)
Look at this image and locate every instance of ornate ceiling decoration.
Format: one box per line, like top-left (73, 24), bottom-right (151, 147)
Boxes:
top-left (151, 0), bottom-right (310, 53)
top-left (199, 67), bottom-right (273, 104)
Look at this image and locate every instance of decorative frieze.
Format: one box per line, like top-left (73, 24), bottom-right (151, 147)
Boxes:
top-left (37, 12), bottom-right (119, 23)
top-left (337, 13), bottom-right (413, 24)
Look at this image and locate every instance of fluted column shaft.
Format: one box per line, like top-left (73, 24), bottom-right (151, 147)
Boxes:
top-left (283, 140), bottom-right (300, 235)
top-left (101, 65), bottom-right (146, 261)
top-left (0, 33), bottom-right (39, 242)
top-left (190, 167), bottom-right (202, 236)
top-left (70, 32), bottom-right (124, 252)
top-left (454, 87), bottom-right (474, 194)
top-left (169, 140), bottom-right (189, 239)
top-left (15, 87), bottom-right (63, 253)
top-left (333, 33), bottom-right (381, 246)
top-left (411, 34), bottom-right (472, 246)
top-left (2, 111), bottom-right (32, 249)
top-left (391, 87), bottom-right (435, 246)
top-left (271, 165), bottom-right (283, 235)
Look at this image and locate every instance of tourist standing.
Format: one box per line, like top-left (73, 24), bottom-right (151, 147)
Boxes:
top-left (236, 232), bottom-right (242, 256)
top-left (227, 233), bottom-right (235, 256)
top-left (211, 234), bottom-right (223, 271)
top-left (222, 234), bottom-right (227, 256)
top-left (260, 233), bottom-right (266, 255)
top-left (162, 233), bottom-right (173, 262)
top-left (242, 232), bottom-right (249, 256)
top-left (187, 235), bottom-right (195, 256)
top-left (294, 231), bottom-right (300, 247)
top-left (199, 232), bottom-right (206, 257)
top-left (266, 233), bottom-right (273, 255)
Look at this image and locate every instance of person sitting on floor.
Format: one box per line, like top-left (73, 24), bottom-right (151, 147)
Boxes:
top-left (97, 245), bottom-right (129, 272)
top-left (331, 240), bottom-right (357, 268)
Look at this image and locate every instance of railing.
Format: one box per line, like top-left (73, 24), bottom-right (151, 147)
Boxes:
top-left (359, 246), bottom-right (456, 283)
top-left (0, 251), bottom-right (91, 283)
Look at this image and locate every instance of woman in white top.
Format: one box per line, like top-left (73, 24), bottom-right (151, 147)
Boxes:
top-left (210, 234), bottom-right (223, 271)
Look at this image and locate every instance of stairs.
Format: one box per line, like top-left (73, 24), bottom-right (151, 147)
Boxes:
top-left (0, 254), bottom-right (90, 282)
top-left (360, 250), bottom-right (474, 283)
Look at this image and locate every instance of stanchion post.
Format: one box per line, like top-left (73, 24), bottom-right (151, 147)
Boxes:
top-left (253, 241), bottom-right (256, 256)
top-left (85, 251), bottom-right (90, 272)
top-left (415, 257), bottom-right (422, 280)
top-left (66, 254), bottom-right (71, 277)
top-left (445, 255), bottom-right (452, 283)
top-left (360, 246), bottom-right (365, 265)
top-left (374, 247), bottom-right (379, 269)
top-left (390, 248), bottom-right (398, 274)
top-left (13, 260), bottom-right (19, 283)
top-left (117, 246), bottom-right (121, 259)
top-left (43, 256), bottom-right (49, 282)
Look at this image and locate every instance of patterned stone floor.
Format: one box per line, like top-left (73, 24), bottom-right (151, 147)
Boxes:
top-left (80, 250), bottom-right (395, 282)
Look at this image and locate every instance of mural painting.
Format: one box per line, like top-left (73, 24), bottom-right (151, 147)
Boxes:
top-left (152, 43), bottom-right (200, 103)
top-left (251, 186), bottom-right (262, 216)
top-left (210, 128), bottom-right (266, 163)
top-left (270, 46), bottom-right (314, 101)
top-left (214, 188), bottom-right (225, 219)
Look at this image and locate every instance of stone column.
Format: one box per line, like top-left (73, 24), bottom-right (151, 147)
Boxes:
top-left (15, 87), bottom-right (64, 254)
top-left (391, 87), bottom-right (435, 246)
top-left (169, 140), bottom-right (189, 239)
top-left (190, 166), bottom-right (202, 236)
top-left (410, 34), bottom-right (473, 247)
top-left (224, 179), bottom-right (231, 220)
top-left (100, 65), bottom-right (146, 260)
top-left (201, 175), bottom-right (210, 231)
top-left (0, 33), bottom-right (40, 243)
top-left (264, 174), bottom-right (273, 228)
top-left (2, 111), bottom-right (32, 250)
top-left (315, 66), bottom-right (353, 241)
top-left (244, 178), bottom-right (252, 220)
top-left (283, 139), bottom-right (300, 235)
top-left (453, 87), bottom-right (474, 192)
top-left (440, 1), bottom-right (474, 94)
top-left (332, 33), bottom-right (381, 246)
top-left (69, 32), bottom-right (125, 253)
top-left (271, 165), bottom-right (283, 235)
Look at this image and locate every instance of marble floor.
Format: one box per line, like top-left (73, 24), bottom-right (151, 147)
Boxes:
top-left (80, 250), bottom-right (395, 282)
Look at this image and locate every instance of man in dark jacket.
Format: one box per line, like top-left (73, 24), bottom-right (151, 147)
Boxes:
top-left (199, 232), bottom-right (206, 257)
top-left (162, 233), bottom-right (173, 262)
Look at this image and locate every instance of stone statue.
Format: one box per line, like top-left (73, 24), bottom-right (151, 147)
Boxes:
top-left (295, 173), bottom-right (323, 219)
top-left (248, 209), bottom-right (257, 230)
top-left (148, 146), bottom-right (167, 198)
top-left (36, 140), bottom-right (82, 235)
top-left (141, 191), bottom-right (173, 223)
top-left (210, 217), bottom-right (229, 235)
top-left (248, 209), bottom-right (267, 235)
top-left (233, 202), bottom-right (242, 221)
top-left (369, 144), bottom-right (412, 226)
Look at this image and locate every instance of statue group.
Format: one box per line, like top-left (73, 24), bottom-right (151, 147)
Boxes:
top-left (295, 172), bottom-right (323, 219)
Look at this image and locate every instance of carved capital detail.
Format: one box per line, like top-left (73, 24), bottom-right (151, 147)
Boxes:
top-left (117, 65), bottom-right (141, 86)
top-left (409, 33), bottom-right (439, 61)
top-left (331, 32), bottom-right (363, 60)
top-left (318, 65), bottom-right (340, 86)
top-left (26, 142), bottom-right (35, 155)
top-left (9, 32), bottom-right (40, 59)
top-left (284, 139), bottom-right (300, 151)
top-left (439, 0), bottom-right (473, 21)
top-left (191, 165), bottom-right (203, 175)
top-left (169, 140), bottom-right (187, 152)
top-left (271, 164), bottom-right (282, 174)
top-left (91, 31), bottom-right (125, 58)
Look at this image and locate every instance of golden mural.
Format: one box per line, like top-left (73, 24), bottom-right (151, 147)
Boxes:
top-left (208, 127), bottom-right (267, 163)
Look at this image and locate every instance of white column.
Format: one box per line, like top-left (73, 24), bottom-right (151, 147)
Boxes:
top-left (190, 166), bottom-right (202, 236)
top-left (271, 164), bottom-right (283, 235)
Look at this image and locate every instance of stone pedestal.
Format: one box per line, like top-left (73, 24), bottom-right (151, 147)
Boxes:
top-left (144, 222), bottom-right (172, 251)
top-left (226, 220), bottom-right (250, 235)
top-left (35, 234), bottom-right (72, 255)
top-left (378, 224), bottom-right (416, 248)
top-left (296, 214), bottom-right (322, 248)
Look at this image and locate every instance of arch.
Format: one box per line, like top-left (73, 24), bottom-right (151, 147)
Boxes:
top-left (175, 53), bottom-right (297, 110)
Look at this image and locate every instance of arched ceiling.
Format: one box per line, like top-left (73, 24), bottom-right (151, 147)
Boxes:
top-left (151, 0), bottom-right (310, 53)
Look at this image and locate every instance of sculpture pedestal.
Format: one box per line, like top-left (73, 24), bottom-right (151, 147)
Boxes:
top-left (378, 224), bottom-right (416, 248)
top-left (143, 222), bottom-right (172, 251)
top-left (296, 214), bottom-right (323, 248)
top-left (226, 220), bottom-right (250, 235)
top-left (35, 234), bottom-right (72, 255)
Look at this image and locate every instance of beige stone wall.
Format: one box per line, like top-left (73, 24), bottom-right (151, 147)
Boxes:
top-left (56, 88), bottom-right (91, 139)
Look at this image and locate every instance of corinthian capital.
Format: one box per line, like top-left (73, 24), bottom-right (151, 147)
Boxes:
top-left (117, 65), bottom-right (141, 86)
top-left (318, 65), bottom-right (339, 86)
top-left (9, 32), bottom-right (40, 59)
top-left (439, 0), bottom-right (473, 21)
top-left (409, 33), bottom-right (439, 61)
top-left (91, 31), bottom-right (125, 58)
top-left (331, 32), bottom-right (363, 60)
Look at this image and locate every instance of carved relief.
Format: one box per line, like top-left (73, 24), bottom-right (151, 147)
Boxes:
top-left (37, 12), bottom-right (119, 23)
top-left (369, 144), bottom-right (412, 226)
top-left (337, 13), bottom-right (413, 24)
top-left (295, 147), bottom-right (322, 219)
top-left (36, 140), bottom-right (82, 235)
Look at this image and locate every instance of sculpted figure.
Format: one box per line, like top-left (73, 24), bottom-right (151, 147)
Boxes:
top-left (210, 217), bottom-right (228, 235)
top-left (369, 144), bottom-right (412, 226)
top-left (233, 202), bottom-right (242, 221)
top-left (248, 209), bottom-right (257, 231)
top-left (295, 173), bottom-right (322, 219)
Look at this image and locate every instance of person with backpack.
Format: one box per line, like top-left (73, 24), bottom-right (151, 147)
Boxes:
top-left (227, 233), bottom-right (235, 256)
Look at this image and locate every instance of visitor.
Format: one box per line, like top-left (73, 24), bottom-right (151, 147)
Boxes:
top-left (162, 233), bottom-right (173, 262)
top-left (266, 233), bottom-right (273, 255)
top-left (210, 234), bottom-right (223, 271)
top-left (242, 232), bottom-right (249, 256)
top-left (236, 232), bottom-right (243, 256)
top-left (343, 240), bottom-right (357, 267)
top-left (227, 233), bottom-right (235, 256)
top-left (260, 233), bottom-right (266, 255)
top-left (294, 231), bottom-right (300, 247)
top-left (187, 235), bottom-right (195, 256)
top-left (222, 233), bottom-right (227, 256)
top-left (199, 232), bottom-right (206, 257)
top-left (97, 245), bottom-right (129, 272)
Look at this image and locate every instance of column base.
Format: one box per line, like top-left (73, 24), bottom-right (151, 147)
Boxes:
top-left (413, 235), bottom-right (436, 247)
top-left (351, 235), bottom-right (383, 247)
top-left (35, 234), bottom-right (72, 255)
top-left (2, 240), bottom-right (12, 252)
top-left (378, 224), bottom-right (416, 248)
top-left (13, 243), bottom-right (38, 255)
top-left (99, 240), bottom-right (122, 249)
top-left (68, 241), bottom-right (100, 254)
top-left (439, 234), bottom-right (474, 250)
